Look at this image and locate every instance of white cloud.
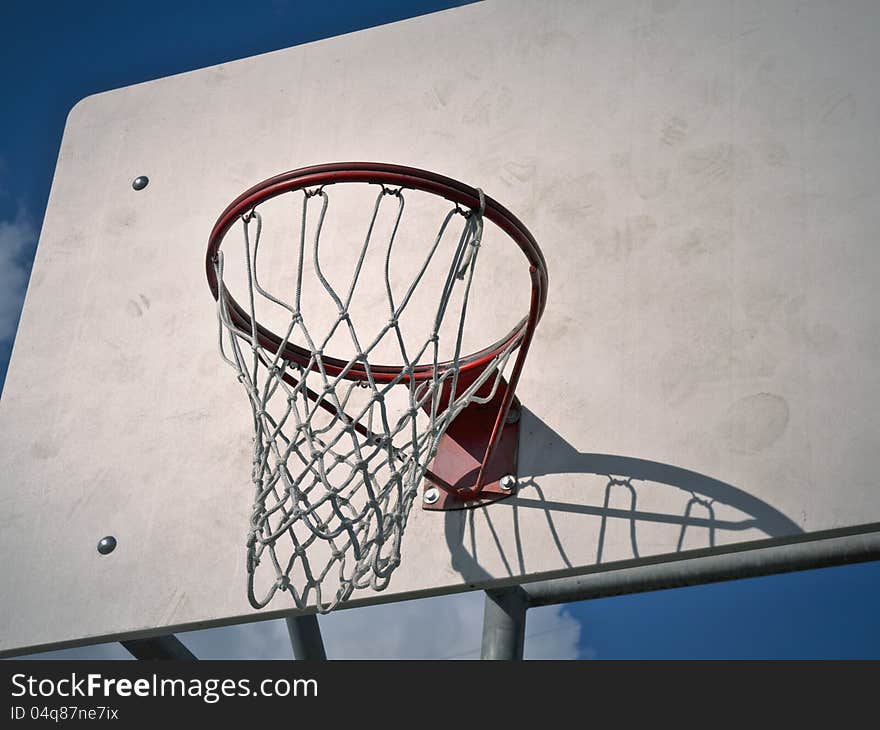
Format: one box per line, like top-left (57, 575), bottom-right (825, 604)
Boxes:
top-left (176, 592), bottom-right (581, 660)
top-left (321, 592), bottom-right (488, 659)
top-left (523, 604), bottom-right (582, 660)
top-left (180, 617), bottom-right (293, 660)
top-left (0, 207), bottom-right (37, 343)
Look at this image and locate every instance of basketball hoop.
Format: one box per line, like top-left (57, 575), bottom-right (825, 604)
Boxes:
top-left (207, 163), bottom-right (547, 611)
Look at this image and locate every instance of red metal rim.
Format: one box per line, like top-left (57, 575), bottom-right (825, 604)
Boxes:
top-left (206, 162), bottom-right (548, 384)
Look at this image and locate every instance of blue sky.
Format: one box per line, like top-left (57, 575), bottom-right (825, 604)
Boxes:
top-left (2, 0), bottom-right (878, 660)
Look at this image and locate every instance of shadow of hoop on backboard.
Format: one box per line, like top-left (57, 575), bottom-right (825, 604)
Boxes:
top-left (442, 408), bottom-right (803, 583)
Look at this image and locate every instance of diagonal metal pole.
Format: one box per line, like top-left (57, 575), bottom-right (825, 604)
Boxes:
top-left (522, 529), bottom-right (880, 607)
top-left (121, 635), bottom-right (196, 660)
top-left (286, 614), bottom-right (327, 660)
top-left (480, 586), bottom-right (528, 660)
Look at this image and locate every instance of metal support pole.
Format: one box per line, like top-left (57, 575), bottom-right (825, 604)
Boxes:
top-left (523, 529), bottom-right (880, 607)
top-left (481, 586), bottom-right (528, 660)
top-left (121, 635), bottom-right (196, 660)
top-left (286, 614), bottom-right (327, 660)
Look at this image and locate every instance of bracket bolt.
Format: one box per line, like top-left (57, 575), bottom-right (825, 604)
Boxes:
top-left (499, 474), bottom-right (517, 491)
top-left (424, 487), bottom-right (440, 505)
top-left (506, 408), bottom-right (521, 425)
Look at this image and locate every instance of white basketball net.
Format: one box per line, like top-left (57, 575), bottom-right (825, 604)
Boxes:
top-left (214, 184), bottom-right (517, 612)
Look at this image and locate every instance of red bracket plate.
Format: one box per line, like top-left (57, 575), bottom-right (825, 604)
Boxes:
top-left (422, 399), bottom-right (520, 511)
